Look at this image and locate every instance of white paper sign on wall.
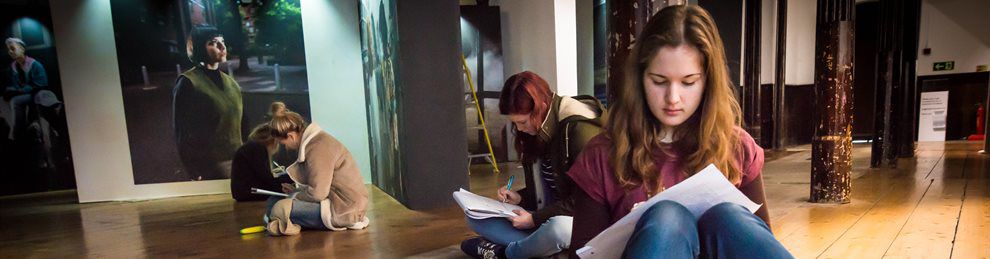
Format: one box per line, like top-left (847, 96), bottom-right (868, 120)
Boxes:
top-left (918, 91), bottom-right (949, 142)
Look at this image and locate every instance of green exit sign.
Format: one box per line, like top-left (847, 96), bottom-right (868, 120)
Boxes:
top-left (933, 61), bottom-right (955, 71)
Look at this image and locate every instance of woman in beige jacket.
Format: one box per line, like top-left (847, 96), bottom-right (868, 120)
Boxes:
top-left (265, 102), bottom-right (369, 235)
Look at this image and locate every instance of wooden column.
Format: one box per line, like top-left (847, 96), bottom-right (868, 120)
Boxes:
top-left (870, 0), bottom-right (921, 167)
top-left (878, 0), bottom-right (905, 166)
top-left (772, 0), bottom-right (788, 149)
top-left (985, 81), bottom-right (990, 153)
top-left (870, 0), bottom-right (891, 168)
top-left (811, 0), bottom-right (854, 203)
top-left (605, 0), bottom-right (685, 103)
top-left (743, 0), bottom-right (763, 146)
top-left (895, 0), bottom-right (921, 158)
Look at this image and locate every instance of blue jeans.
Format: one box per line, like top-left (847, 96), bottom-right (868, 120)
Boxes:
top-left (265, 197), bottom-right (329, 230)
top-left (466, 215), bottom-right (572, 259)
top-left (624, 201), bottom-right (793, 259)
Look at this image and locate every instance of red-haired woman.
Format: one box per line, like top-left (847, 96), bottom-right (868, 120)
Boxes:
top-left (460, 71), bottom-right (605, 259)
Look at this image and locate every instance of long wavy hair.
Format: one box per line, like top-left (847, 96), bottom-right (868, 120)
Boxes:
top-left (607, 5), bottom-right (743, 196)
top-left (499, 71), bottom-right (554, 164)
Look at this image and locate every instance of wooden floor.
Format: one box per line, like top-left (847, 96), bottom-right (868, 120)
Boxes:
top-left (1, 141), bottom-right (988, 258)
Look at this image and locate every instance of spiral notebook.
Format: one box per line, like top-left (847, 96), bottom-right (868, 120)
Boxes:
top-left (452, 188), bottom-right (525, 219)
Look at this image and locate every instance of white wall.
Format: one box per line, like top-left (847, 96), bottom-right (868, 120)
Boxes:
top-left (300, 0), bottom-right (372, 183)
top-left (741, 0), bottom-right (784, 85)
top-left (499, 0), bottom-right (557, 91)
top-left (52, 0), bottom-right (230, 202)
top-left (576, 0), bottom-right (594, 96)
top-left (785, 0), bottom-right (816, 85)
top-left (502, 0), bottom-right (816, 89)
top-left (779, 0), bottom-right (990, 81)
top-left (761, 0), bottom-right (778, 85)
top-left (916, 1), bottom-right (990, 76)
top-left (500, 0), bottom-right (579, 95)
top-left (553, 0), bottom-right (578, 96)
top-left (53, 0), bottom-right (371, 202)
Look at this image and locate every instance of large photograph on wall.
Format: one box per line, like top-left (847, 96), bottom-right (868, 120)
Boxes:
top-left (0, 0), bottom-right (76, 195)
top-left (360, 0), bottom-right (404, 201)
top-left (109, 0), bottom-right (311, 184)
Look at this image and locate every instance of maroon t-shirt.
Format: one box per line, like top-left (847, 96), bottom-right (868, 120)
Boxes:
top-left (567, 127), bottom-right (765, 225)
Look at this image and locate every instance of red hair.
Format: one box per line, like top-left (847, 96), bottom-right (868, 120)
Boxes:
top-left (499, 71), bottom-right (554, 163)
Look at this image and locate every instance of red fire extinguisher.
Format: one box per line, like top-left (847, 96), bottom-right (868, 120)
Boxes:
top-left (976, 104), bottom-right (985, 134)
top-left (968, 103), bottom-right (985, 141)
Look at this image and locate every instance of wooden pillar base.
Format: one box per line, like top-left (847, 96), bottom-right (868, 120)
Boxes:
top-left (811, 3), bottom-right (854, 203)
top-left (811, 135), bottom-right (852, 203)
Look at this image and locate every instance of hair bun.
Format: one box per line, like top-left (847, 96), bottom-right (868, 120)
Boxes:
top-left (267, 101), bottom-right (307, 137)
top-left (270, 102), bottom-right (288, 117)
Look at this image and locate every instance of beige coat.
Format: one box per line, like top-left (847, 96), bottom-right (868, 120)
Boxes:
top-left (287, 123), bottom-right (368, 228)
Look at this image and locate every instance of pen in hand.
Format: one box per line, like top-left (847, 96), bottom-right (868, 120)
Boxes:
top-left (273, 160), bottom-right (283, 173)
top-left (502, 175), bottom-right (515, 203)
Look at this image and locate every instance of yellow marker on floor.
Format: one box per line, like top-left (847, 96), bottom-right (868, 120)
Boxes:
top-left (240, 225), bottom-right (266, 235)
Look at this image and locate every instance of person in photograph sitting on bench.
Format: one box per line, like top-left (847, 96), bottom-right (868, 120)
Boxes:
top-left (230, 123), bottom-right (292, 202)
top-left (566, 5), bottom-right (792, 258)
top-left (4, 37), bottom-right (48, 141)
top-left (460, 71), bottom-right (605, 259)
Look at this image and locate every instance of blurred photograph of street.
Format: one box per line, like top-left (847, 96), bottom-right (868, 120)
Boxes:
top-left (110, 0), bottom-right (311, 184)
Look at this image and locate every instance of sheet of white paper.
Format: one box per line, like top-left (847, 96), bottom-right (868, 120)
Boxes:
top-left (576, 164), bottom-right (762, 259)
top-left (452, 188), bottom-right (524, 219)
top-left (251, 188), bottom-right (289, 198)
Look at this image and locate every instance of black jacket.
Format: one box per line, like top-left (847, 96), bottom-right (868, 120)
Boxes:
top-left (230, 141), bottom-right (282, 201)
top-left (518, 95), bottom-right (605, 225)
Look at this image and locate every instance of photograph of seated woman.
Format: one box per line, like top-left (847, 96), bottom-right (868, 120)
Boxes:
top-left (264, 102), bottom-right (369, 236)
top-left (4, 37), bottom-right (48, 141)
top-left (230, 123), bottom-right (292, 202)
top-left (460, 71), bottom-right (605, 259)
top-left (4, 37), bottom-right (63, 171)
top-left (566, 5), bottom-right (793, 259)
top-left (172, 25), bottom-right (244, 181)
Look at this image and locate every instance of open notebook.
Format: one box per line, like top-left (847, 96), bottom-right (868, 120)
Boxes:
top-left (452, 188), bottom-right (525, 219)
top-left (576, 164), bottom-right (762, 259)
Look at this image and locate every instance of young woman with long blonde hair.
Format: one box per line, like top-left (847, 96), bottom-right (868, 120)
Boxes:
top-left (567, 5), bottom-right (792, 258)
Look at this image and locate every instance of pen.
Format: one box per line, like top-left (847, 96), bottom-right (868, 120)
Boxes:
top-left (503, 175), bottom-right (515, 203)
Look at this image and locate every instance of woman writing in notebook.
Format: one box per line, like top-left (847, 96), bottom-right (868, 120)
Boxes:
top-left (459, 71), bottom-right (605, 259)
top-left (264, 102), bottom-right (369, 235)
top-left (566, 5), bottom-right (792, 258)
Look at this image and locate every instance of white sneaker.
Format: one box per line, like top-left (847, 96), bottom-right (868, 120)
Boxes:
top-left (347, 216), bottom-right (370, 230)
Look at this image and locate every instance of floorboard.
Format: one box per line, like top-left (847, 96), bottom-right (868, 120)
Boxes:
top-left (1, 142), bottom-right (988, 258)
